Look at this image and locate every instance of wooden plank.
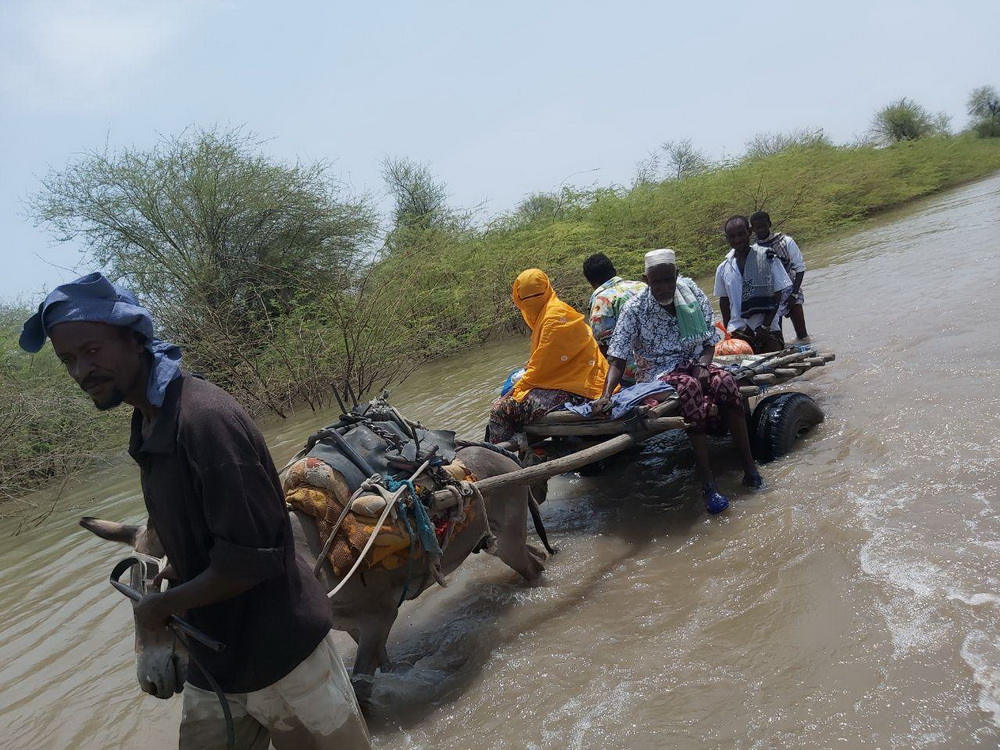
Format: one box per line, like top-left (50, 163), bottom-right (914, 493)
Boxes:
top-left (530, 393), bottom-right (679, 428)
top-left (523, 349), bottom-right (835, 435)
top-left (433, 430), bottom-right (651, 510)
top-left (525, 416), bottom-right (687, 438)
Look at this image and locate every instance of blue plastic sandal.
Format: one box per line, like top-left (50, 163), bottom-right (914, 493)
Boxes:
top-left (742, 472), bottom-right (765, 490)
top-left (703, 483), bottom-right (730, 514)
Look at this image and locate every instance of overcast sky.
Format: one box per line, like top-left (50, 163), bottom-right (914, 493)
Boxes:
top-left (2, 0), bottom-right (997, 302)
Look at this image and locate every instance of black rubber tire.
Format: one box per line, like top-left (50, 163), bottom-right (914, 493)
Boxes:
top-left (748, 392), bottom-right (824, 463)
top-left (576, 459), bottom-right (606, 477)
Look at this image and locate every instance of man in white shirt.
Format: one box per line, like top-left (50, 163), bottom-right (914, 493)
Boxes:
top-left (714, 215), bottom-right (792, 353)
top-left (750, 210), bottom-right (810, 343)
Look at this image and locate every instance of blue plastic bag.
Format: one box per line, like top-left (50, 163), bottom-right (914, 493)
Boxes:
top-left (500, 367), bottom-right (527, 397)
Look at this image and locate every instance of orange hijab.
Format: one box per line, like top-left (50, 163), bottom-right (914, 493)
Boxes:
top-left (510, 269), bottom-right (608, 402)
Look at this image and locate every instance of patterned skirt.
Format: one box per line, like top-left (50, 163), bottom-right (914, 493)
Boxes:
top-left (657, 361), bottom-right (742, 434)
top-left (487, 388), bottom-right (589, 443)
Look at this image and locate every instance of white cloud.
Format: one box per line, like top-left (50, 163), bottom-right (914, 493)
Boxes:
top-left (0, 0), bottom-right (204, 110)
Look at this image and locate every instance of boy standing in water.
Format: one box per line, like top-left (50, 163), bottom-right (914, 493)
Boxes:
top-left (750, 210), bottom-right (810, 343)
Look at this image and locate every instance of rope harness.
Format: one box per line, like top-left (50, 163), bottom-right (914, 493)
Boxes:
top-left (313, 457), bottom-right (493, 604)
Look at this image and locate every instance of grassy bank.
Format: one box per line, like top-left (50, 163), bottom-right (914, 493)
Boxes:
top-left (4, 135), bottom-right (1000, 503)
top-left (423, 137), bottom-right (1000, 316)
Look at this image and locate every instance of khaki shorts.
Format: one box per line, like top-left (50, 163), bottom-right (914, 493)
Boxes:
top-left (179, 630), bottom-right (370, 750)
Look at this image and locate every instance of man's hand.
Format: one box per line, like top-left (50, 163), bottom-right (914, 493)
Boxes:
top-left (755, 327), bottom-right (778, 351)
top-left (135, 590), bottom-right (172, 631)
top-left (689, 361), bottom-right (712, 388)
top-left (152, 563), bottom-right (177, 591)
top-left (591, 397), bottom-right (612, 416)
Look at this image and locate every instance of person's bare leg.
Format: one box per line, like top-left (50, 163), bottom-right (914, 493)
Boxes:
top-left (688, 431), bottom-right (730, 513)
top-left (687, 432), bottom-right (715, 485)
top-left (722, 405), bottom-right (757, 476)
top-left (789, 303), bottom-right (809, 340)
top-left (722, 404), bottom-right (763, 488)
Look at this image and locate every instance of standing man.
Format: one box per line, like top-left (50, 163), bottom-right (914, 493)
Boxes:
top-left (714, 215), bottom-right (792, 353)
top-left (750, 210), bottom-right (810, 343)
top-left (583, 252), bottom-right (646, 387)
top-left (19, 273), bottom-right (371, 750)
top-left (592, 249), bottom-right (764, 514)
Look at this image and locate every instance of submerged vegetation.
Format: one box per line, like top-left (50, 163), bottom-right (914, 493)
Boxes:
top-left (4, 90), bottom-right (1000, 502)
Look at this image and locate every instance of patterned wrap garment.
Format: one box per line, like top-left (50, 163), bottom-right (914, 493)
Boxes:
top-left (607, 278), bottom-right (723, 383)
top-left (588, 275), bottom-right (646, 384)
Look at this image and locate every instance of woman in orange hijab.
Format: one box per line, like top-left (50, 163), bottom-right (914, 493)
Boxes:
top-left (487, 269), bottom-right (608, 443)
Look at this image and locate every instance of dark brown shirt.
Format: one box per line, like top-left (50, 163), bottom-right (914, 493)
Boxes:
top-left (128, 374), bottom-right (331, 693)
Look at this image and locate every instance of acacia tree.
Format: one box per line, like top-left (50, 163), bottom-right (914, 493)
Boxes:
top-left (967, 85), bottom-right (1000, 137)
top-left (661, 139), bottom-right (709, 180)
top-left (381, 156), bottom-right (454, 232)
top-left (632, 139), bottom-right (709, 184)
top-left (743, 128), bottom-right (830, 159)
top-left (869, 98), bottom-right (950, 144)
top-left (29, 127), bottom-right (388, 415)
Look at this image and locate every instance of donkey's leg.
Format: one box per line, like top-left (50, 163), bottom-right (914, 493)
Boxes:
top-left (350, 610), bottom-right (399, 707)
top-left (488, 488), bottom-right (545, 583)
top-left (347, 629), bottom-right (393, 672)
top-left (495, 534), bottom-right (545, 582)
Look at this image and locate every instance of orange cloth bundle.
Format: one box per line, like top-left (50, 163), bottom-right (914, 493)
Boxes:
top-left (510, 269), bottom-right (608, 402)
top-left (284, 456), bottom-right (479, 576)
top-left (285, 458), bottom-right (411, 575)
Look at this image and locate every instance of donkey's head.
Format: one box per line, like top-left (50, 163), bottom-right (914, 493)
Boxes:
top-left (80, 517), bottom-right (187, 699)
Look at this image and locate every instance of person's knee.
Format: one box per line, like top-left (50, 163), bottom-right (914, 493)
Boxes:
top-left (674, 373), bottom-right (702, 394)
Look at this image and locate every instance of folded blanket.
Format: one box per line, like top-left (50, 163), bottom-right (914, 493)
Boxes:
top-left (562, 380), bottom-right (675, 420)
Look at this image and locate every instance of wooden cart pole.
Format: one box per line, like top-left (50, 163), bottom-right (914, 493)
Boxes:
top-left (430, 417), bottom-right (688, 511)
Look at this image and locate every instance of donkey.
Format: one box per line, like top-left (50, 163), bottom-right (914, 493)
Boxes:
top-left (82, 445), bottom-right (547, 704)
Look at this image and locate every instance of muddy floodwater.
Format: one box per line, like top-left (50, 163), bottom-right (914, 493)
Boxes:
top-left (2, 175), bottom-right (999, 749)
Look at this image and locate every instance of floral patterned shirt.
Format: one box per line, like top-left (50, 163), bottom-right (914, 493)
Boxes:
top-left (607, 279), bottom-right (723, 382)
top-left (589, 276), bottom-right (646, 381)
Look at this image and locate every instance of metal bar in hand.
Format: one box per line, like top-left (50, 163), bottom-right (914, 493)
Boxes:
top-left (109, 558), bottom-right (226, 653)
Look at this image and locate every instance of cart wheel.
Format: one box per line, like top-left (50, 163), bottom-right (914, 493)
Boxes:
top-left (576, 459), bottom-right (606, 477)
top-left (748, 392), bottom-right (824, 463)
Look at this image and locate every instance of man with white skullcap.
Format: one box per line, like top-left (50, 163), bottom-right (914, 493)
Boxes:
top-left (593, 250), bottom-right (764, 512)
top-left (20, 273), bottom-right (371, 749)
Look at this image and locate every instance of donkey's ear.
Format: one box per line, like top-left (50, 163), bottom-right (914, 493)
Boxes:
top-left (79, 517), bottom-right (143, 545)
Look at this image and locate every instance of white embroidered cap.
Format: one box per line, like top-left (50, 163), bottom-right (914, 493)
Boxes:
top-left (644, 248), bottom-right (676, 271)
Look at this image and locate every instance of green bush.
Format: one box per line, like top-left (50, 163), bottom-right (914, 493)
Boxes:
top-left (394, 138), bottom-right (1000, 316)
top-left (7, 135), bottom-right (1000, 503)
top-left (0, 306), bottom-right (127, 506)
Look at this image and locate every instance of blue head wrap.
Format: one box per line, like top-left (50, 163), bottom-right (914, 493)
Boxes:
top-left (19, 272), bottom-right (182, 407)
